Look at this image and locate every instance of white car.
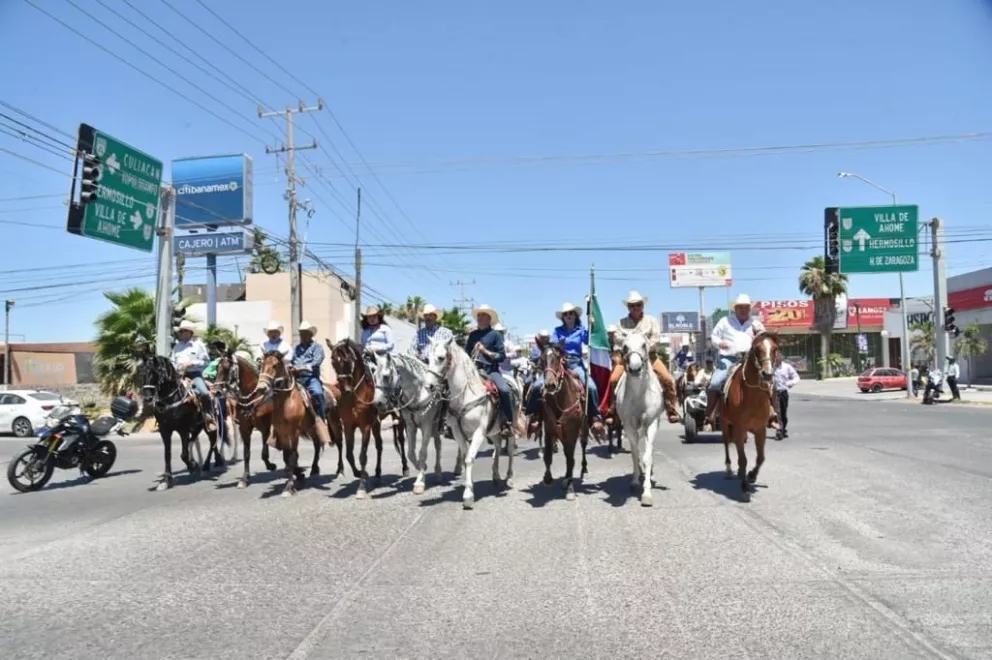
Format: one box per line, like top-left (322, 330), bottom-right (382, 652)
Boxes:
top-left (0, 390), bottom-right (79, 438)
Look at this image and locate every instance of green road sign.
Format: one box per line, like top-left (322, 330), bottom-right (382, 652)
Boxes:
top-left (838, 204), bottom-right (919, 274)
top-left (66, 124), bottom-right (162, 252)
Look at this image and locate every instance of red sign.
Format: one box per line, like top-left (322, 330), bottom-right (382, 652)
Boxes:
top-left (751, 298), bottom-right (891, 329)
top-left (948, 284), bottom-right (992, 312)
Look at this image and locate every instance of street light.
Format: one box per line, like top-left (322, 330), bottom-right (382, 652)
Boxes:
top-left (836, 172), bottom-right (913, 399)
top-left (4, 299), bottom-right (13, 390)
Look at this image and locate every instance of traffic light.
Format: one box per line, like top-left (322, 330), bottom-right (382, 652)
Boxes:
top-left (80, 153), bottom-right (101, 204)
top-left (824, 207), bottom-right (839, 274)
top-left (171, 305), bottom-right (187, 340)
top-left (943, 306), bottom-right (957, 334)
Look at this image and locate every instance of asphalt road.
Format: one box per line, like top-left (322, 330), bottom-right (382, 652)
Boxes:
top-left (2, 396), bottom-right (991, 659)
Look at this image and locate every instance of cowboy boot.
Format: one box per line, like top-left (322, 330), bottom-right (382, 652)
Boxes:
top-left (200, 395), bottom-right (218, 432)
top-left (311, 416), bottom-right (333, 446)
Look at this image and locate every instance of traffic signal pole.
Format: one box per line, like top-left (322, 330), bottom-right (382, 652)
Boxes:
top-left (155, 187), bottom-right (175, 357)
top-left (930, 217), bottom-right (950, 370)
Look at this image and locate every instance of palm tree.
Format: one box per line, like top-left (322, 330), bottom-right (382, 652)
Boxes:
top-left (440, 308), bottom-right (470, 342)
top-left (798, 255), bottom-right (849, 378)
top-left (378, 302), bottom-right (396, 317)
top-left (954, 322), bottom-right (987, 385)
top-left (909, 321), bottom-right (935, 363)
top-left (201, 324), bottom-right (254, 358)
top-left (93, 288), bottom-right (157, 396)
top-left (398, 296), bottom-right (427, 325)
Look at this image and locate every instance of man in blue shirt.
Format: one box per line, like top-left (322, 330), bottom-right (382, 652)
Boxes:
top-left (290, 321), bottom-right (329, 425)
top-left (674, 345), bottom-right (695, 372)
top-left (410, 303), bottom-right (453, 363)
top-left (465, 304), bottom-right (513, 438)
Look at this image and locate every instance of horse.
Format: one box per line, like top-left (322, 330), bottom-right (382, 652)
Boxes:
top-left (370, 352), bottom-right (448, 494)
top-left (246, 350), bottom-right (340, 497)
top-left (537, 343), bottom-right (588, 501)
top-left (425, 334), bottom-right (525, 509)
top-left (327, 339), bottom-right (408, 498)
top-left (138, 354), bottom-right (219, 490)
top-left (720, 331), bottom-right (779, 502)
top-left (614, 331), bottom-right (665, 506)
top-left (675, 362), bottom-right (700, 409)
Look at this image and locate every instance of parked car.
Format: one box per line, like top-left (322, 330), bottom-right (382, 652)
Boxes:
top-left (858, 368), bottom-right (908, 393)
top-left (0, 390), bottom-right (79, 438)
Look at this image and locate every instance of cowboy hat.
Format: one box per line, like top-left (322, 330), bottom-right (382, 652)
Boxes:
top-left (471, 304), bottom-right (500, 325)
top-left (298, 321), bottom-right (317, 334)
top-left (178, 320), bottom-right (197, 333)
top-left (421, 304), bottom-right (440, 318)
top-left (607, 324), bottom-right (619, 333)
top-left (363, 305), bottom-right (382, 317)
top-left (732, 294), bottom-right (752, 307)
top-left (537, 329), bottom-right (550, 338)
top-left (264, 320), bottom-right (283, 333)
top-left (493, 323), bottom-right (506, 333)
top-left (623, 290), bottom-right (648, 306)
top-left (555, 302), bottom-right (583, 320)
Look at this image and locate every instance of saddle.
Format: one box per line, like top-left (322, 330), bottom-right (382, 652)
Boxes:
top-left (722, 363), bottom-right (743, 401)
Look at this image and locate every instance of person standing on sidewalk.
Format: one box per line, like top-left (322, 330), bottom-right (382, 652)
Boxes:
top-left (945, 356), bottom-right (962, 400)
top-left (772, 353), bottom-right (800, 440)
top-left (910, 364), bottom-right (920, 397)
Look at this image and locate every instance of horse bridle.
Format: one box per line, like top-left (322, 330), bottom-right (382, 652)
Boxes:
top-left (375, 353), bottom-right (438, 415)
top-left (332, 342), bottom-right (375, 405)
top-left (540, 345), bottom-right (582, 417)
top-left (141, 356), bottom-right (189, 412)
top-left (739, 338), bottom-right (776, 392)
top-left (213, 353), bottom-right (241, 396)
top-left (256, 354), bottom-right (296, 395)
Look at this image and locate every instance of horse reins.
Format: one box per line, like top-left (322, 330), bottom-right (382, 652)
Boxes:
top-left (333, 343), bottom-right (376, 406)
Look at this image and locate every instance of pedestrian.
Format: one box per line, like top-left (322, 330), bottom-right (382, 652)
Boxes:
top-left (945, 356), bottom-right (961, 400)
top-left (772, 353), bottom-right (800, 440)
top-left (910, 364), bottom-right (920, 397)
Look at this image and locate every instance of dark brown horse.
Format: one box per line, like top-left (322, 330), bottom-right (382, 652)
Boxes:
top-left (328, 339), bottom-right (407, 498)
top-left (538, 343), bottom-right (588, 501)
top-left (720, 331), bottom-right (779, 502)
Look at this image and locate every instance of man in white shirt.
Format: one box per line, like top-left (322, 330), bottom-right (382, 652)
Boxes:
top-left (261, 321), bottom-right (291, 365)
top-left (945, 356), bottom-right (961, 400)
top-left (772, 354), bottom-right (800, 440)
top-left (171, 319), bottom-right (216, 431)
top-left (704, 294), bottom-right (776, 431)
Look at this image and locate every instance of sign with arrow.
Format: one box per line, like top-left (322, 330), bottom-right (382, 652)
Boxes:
top-left (66, 124), bottom-right (162, 253)
top-left (837, 204), bottom-right (919, 274)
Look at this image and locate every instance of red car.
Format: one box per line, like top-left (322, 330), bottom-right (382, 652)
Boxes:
top-left (858, 368), bottom-right (908, 393)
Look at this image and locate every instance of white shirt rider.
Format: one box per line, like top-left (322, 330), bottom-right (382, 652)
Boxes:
top-left (711, 314), bottom-right (766, 357)
top-left (262, 336), bottom-right (292, 365)
top-left (172, 337), bottom-right (209, 373)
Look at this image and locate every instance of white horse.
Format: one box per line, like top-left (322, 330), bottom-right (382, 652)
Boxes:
top-left (370, 351), bottom-right (448, 494)
top-left (426, 334), bottom-right (524, 509)
top-left (614, 330), bottom-right (664, 506)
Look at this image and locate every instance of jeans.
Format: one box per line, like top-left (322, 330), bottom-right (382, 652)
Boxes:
top-left (187, 372), bottom-right (213, 415)
top-left (525, 376), bottom-right (545, 415)
top-left (302, 375), bottom-right (326, 420)
top-left (775, 390), bottom-right (789, 430)
top-left (707, 355), bottom-right (739, 393)
top-left (486, 370), bottom-right (513, 423)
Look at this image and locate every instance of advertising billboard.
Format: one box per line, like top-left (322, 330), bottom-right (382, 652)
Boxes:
top-left (661, 311), bottom-right (700, 333)
top-left (751, 298), bottom-right (892, 330)
top-left (668, 252), bottom-right (732, 288)
top-left (172, 154), bottom-right (253, 228)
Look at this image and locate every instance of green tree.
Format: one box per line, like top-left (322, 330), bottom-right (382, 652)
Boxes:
top-left (93, 288), bottom-right (156, 396)
top-left (247, 228), bottom-right (283, 274)
top-left (798, 255), bottom-right (849, 378)
top-left (954, 322), bottom-right (988, 385)
top-left (378, 302), bottom-right (396, 317)
top-left (396, 296), bottom-right (427, 325)
top-left (910, 321), bottom-right (935, 364)
top-left (440, 308), bottom-right (470, 343)
top-left (201, 324), bottom-right (254, 358)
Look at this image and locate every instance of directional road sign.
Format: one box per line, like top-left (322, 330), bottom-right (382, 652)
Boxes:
top-left (838, 204), bottom-right (919, 274)
top-left (67, 124), bottom-right (163, 252)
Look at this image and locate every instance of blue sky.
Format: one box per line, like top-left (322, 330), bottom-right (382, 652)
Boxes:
top-left (2, 0), bottom-right (992, 343)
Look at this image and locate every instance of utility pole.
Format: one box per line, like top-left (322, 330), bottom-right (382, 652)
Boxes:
top-left (4, 299), bottom-right (13, 390)
top-left (259, 100), bottom-right (323, 345)
top-left (930, 217), bottom-right (950, 370)
top-left (451, 279), bottom-right (476, 316)
top-left (353, 187), bottom-right (362, 341)
top-left (697, 287), bottom-right (707, 359)
top-left (155, 187), bottom-right (175, 357)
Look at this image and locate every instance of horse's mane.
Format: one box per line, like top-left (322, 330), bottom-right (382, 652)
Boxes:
top-left (753, 330), bottom-right (781, 348)
top-left (393, 352), bottom-right (428, 378)
top-left (446, 340), bottom-right (486, 396)
top-left (333, 338), bottom-right (362, 357)
top-left (233, 352), bottom-right (258, 376)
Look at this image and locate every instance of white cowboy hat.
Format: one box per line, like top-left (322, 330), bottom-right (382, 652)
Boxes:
top-left (178, 320), bottom-right (197, 333)
top-left (471, 304), bottom-right (500, 325)
top-left (555, 301), bottom-right (583, 320)
top-left (363, 305), bottom-right (382, 317)
top-left (421, 304), bottom-right (440, 319)
top-left (732, 294), bottom-right (752, 307)
top-left (493, 323), bottom-right (506, 333)
top-left (537, 329), bottom-right (551, 338)
top-left (623, 290), bottom-right (648, 306)
top-left (298, 321), bottom-right (317, 334)
top-left (607, 324), bottom-right (619, 333)
top-left (264, 320), bottom-right (283, 333)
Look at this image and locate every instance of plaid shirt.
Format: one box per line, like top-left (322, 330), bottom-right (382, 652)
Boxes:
top-left (410, 324), bottom-right (454, 361)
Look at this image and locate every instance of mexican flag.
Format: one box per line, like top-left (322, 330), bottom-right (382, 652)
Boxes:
top-left (587, 286), bottom-right (613, 415)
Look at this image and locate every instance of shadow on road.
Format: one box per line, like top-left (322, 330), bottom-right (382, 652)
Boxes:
top-left (691, 470), bottom-right (767, 501)
top-left (10, 469), bottom-right (143, 495)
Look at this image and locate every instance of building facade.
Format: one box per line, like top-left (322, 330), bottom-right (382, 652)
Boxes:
top-left (947, 267), bottom-right (992, 383)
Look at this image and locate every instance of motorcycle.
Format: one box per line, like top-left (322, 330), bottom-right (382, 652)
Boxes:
top-left (682, 382), bottom-right (718, 443)
top-left (922, 379), bottom-right (944, 405)
top-left (6, 395), bottom-right (138, 493)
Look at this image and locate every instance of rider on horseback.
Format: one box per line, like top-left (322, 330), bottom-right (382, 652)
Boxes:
top-left (410, 304), bottom-right (452, 363)
top-left (291, 321), bottom-right (328, 423)
top-left (172, 320), bottom-right (217, 431)
top-left (465, 304), bottom-right (514, 439)
top-left (703, 294), bottom-right (779, 432)
top-left (360, 305), bottom-right (395, 356)
top-left (262, 321), bottom-right (291, 366)
top-left (610, 291), bottom-right (680, 424)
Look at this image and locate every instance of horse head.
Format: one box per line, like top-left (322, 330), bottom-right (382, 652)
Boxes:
top-left (541, 342), bottom-right (569, 394)
top-left (750, 331), bottom-right (779, 383)
top-left (213, 350), bottom-right (239, 395)
top-left (256, 350), bottom-right (292, 396)
top-left (621, 331), bottom-right (650, 375)
top-left (370, 351), bottom-right (396, 413)
top-left (329, 338), bottom-right (364, 395)
top-left (139, 354), bottom-right (181, 410)
top-left (425, 333), bottom-right (456, 385)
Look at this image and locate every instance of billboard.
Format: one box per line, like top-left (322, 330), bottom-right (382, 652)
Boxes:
top-left (172, 154), bottom-right (253, 228)
top-left (661, 311), bottom-right (700, 332)
top-left (668, 252), bottom-right (732, 288)
top-left (751, 298), bottom-right (892, 330)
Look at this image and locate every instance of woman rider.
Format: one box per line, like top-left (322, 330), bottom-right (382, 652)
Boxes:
top-left (527, 302), bottom-right (605, 437)
top-left (360, 305), bottom-right (395, 355)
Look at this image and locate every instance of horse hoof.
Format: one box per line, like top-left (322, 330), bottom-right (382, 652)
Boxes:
top-left (412, 483), bottom-right (425, 495)
top-left (740, 490), bottom-right (751, 503)
top-left (236, 479), bottom-right (248, 489)
top-left (156, 480), bottom-right (171, 491)
top-left (505, 478), bottom-right (515, 490)
top-left (462, 496), bottom-right (474, 510)
top-left (641, 493), bottom-right (654, 507)
top-left (434, 470), bottom-right (443, 483)
top-left (281, 489), bottom-right (295, 498)
top-left (355, 488), bottom-right (367, 499)
top-left (565, 489), bottom-right (576, 502)
top-left (402, 468), bottom-right (410, 478)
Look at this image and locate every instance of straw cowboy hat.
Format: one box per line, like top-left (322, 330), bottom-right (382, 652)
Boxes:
top-left (732, 294), bottom-right (753, 308)
top-left (298, 321), bottom-right (317, 335)
top-left (537, 329), bottom-right (550, 338)
top-left (471, 304), bottom-right (500, 325)
top-left (264, 320), bottom-right (283, 334)
top-left (363, 305), bottom-right (382, 317)
top-left (555, 302), bottom-right (583, 320)
top-left (420, 304), bottom-right (440, 319)
top-left (178, 320), bottom-right (197, 334)
top-left (623, 290), bottom-right (648, 306)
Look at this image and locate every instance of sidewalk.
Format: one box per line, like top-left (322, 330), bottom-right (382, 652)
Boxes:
top-left (796, 377), bottom-right (992, 406)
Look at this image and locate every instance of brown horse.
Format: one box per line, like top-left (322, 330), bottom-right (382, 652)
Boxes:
top-left (327, 339), bottom-right (407, 498)
top-left (539, 343), bottom-right (588, 501)
top-left (249, 351), bottom-right (341, 497)
top-left (676, 362), bottom-right (700, 409)
top-left (720, 331), bottom-right (778, 502)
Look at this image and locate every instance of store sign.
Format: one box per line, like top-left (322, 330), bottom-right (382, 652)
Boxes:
top-left (907, 311), bottom-right (934, 326)
top-left (948, 284), bottom-right (992, 312)
top-left (752, 298), bottom-right (891, 329)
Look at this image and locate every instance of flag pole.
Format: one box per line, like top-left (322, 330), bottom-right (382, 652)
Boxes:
top-left (583, 264), bottom-right (594, 441)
